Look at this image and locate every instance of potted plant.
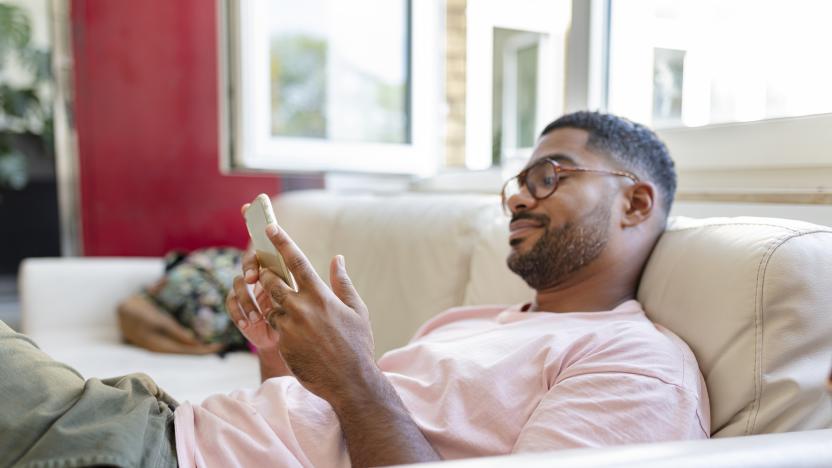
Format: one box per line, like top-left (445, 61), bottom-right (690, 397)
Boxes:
top-left (0, 2), bottom-right (53, 199)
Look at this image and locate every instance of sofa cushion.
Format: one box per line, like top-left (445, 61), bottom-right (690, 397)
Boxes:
top-left (638, 217), bottom-right (832, 436)
top-left (29, 329), bottom-right (259, 404)
top-left (20, 258), bottom-right (261, 403)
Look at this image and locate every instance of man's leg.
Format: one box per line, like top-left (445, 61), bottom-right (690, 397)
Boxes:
top-left (0, 320), bottom-right (178, 468)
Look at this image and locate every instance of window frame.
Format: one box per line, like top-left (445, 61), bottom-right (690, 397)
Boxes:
top-left (218, 0), bottom-right (442, 176)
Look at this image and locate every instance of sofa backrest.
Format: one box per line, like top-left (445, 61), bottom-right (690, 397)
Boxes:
top-left (274, 190), bottom-right (832, 437)
top-left (274, 191), bottom-right (518, 355)
top-left (638, 216), bottom-right (832, 437)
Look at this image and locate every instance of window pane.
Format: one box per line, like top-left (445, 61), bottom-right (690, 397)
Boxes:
top-left (515, 43), bottom-right (539, 148)
top-left (608, 0), bottom-right (832, 128)
top-left (268, 0), bottom-right (410, 143)
top-left (492, 28), bottom-right (544, 164)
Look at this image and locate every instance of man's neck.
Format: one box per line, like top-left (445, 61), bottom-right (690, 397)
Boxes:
top-left (528, 263), bottom-right (638, 313)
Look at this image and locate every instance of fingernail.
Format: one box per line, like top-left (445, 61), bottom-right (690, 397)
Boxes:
top-left (266, 224), bottom-right (279, 236)
top-left (244, 269), bottom-right (256, 281)
top-left (248, 311), bottom-right (258, 322)
top-left (237, 319), bottom-right (248, 329)
top-left (337, 255), bottom-right (345, 268)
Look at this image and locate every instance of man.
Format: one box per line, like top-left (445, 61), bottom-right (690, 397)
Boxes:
top-left (0, 112), bottom-right (708, 468)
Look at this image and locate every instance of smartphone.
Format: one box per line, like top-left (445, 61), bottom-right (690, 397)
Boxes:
top-left (244, 194), bottom-right (297, 291)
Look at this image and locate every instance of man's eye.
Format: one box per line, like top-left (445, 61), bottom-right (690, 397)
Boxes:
top-left (542, 176), bottom-right (556, 187)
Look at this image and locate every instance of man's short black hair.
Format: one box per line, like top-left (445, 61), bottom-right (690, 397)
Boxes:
top-left (540, 111), bottom-right (677, 214)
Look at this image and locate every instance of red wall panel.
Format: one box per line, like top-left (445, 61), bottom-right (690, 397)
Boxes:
top-left (71, 0), bottom-right (281, 256)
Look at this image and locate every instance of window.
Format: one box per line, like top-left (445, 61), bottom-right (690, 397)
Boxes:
top-left (493, 29), bottom-right (546, 165)
top-left (606, 0), bottom-right (832, 199)
top-left (465, 0), bottom-right (571, 171)
top-left (608, 0), bottom-right (832, 129)
top-left (269, 0), bottom-right (408, 144)
top-left (221, 0), bottom-right (441, 175)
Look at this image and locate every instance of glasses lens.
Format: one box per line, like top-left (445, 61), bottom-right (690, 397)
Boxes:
top-left (501, 177), bottom-right (520, 213)
top-left (526, 161), bottom-right (557, 199)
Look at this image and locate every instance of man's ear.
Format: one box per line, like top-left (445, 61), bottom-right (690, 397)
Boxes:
top-left (621, 181), bottom-right (656, 228)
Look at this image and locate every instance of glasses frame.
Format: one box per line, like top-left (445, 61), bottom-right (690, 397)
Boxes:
top-left (501, 157), bottom-right (640, 215)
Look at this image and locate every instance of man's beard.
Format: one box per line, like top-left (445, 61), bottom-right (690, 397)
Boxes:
top-left (507, 199), bottom-right (611, 290)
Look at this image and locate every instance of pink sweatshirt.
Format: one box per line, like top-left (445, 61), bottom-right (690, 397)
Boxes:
top-left (174, 300), bottom-right (709, 467)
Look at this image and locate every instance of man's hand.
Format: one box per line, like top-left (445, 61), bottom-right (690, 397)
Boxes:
top-left (228, 256), bottom-right (294, 381)
top-left (226, 275), bottom-right (280, 351)
top-left (245, 222), bottom-right (376, 404)
top-left (245, 220), bottom-right (441, 466)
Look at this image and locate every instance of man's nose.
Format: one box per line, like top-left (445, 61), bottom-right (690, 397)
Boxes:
top-left (507, 186), bottom-right (537, 214)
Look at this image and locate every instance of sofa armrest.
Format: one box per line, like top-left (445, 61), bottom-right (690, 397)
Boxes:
top-left (19, 257), bottom-right (164, 337)
top-left (408, 429), bottom-right (832, 468)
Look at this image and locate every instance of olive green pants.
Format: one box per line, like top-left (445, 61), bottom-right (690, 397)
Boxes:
top-left (0, 321), bottom-right (178, 468)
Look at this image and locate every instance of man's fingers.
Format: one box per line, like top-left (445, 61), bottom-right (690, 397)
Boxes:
top-left (242, 249), bottom-right (260, 284)
top-left (328, 255), bottom-right (368, 320)
top-left (253, 282), bottom-right (273, 315)
top-left (265, 223), bottom-right (322, 289)
top-left (260, 268), bottom-right (297, 311)
top-left (233, 275), bottom-right (262, 324)
top-left (226, 289), bottom-right (249, 330)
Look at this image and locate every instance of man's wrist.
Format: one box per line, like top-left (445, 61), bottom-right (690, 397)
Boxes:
top-left (255, 345), bottom-right (282, 363)
top-left (327, 362), bottom-right (390, 415)
top-left (255, 344), bottom-right (279, 355)
top-left (257, 345), bottom-right (292, 381)
top-left (326, 361), bottom-right (441, 466)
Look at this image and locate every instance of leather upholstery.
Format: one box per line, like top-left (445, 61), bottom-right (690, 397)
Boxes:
top-left (638, 217), bottom-right (832, 436)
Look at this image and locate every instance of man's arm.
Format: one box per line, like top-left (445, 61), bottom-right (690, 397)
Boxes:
top-left (329, 362), bottom-right (440, 467)
top-left (238, 223), bottom-right (442, 466)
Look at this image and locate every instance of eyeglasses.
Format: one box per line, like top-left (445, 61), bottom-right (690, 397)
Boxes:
top-left (501, 157), bottom-right (640, 215)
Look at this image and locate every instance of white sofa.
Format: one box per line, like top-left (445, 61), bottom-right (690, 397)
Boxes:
top-left (19, 190), bottom-right (832, 465)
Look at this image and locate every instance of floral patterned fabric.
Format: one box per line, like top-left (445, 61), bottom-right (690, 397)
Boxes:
top-left (143, 247), bottom-right (248, 352)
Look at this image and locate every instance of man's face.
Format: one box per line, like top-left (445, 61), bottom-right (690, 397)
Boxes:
top-left (505, 128), bottom-right (619, 290)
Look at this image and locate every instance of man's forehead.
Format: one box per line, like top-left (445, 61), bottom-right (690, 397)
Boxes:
top-left (529, 127), bottom-right (600, 166)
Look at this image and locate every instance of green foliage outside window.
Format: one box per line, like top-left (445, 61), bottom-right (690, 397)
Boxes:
top-left (0, 3), bottom-right (53, 192)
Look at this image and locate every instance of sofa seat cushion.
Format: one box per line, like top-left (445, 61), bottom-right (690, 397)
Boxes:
top-left (29, 330), bottom-right (259, 404)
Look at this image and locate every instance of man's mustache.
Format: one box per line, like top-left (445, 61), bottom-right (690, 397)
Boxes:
top-left (510, 212), bottom-right (549, 226)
